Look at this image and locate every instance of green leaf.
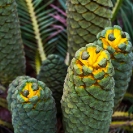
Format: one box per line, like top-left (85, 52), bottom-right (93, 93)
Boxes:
top-left (112, 0), bottom-right (124, 21)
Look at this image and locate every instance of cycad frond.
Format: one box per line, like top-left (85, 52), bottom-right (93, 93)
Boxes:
top-left (58, 0), bottom-right (66, 10)
top-left (16, 0), bottom-right (56, 73)
top-left (110, 104), bottom-right (133, 133)
top-left (49, 4), bottom-right (67, 59)
top-left (17, 0), bottom-right (68, 74)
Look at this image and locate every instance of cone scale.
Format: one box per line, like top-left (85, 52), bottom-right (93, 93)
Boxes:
top-left (0, 0), bottom-right (25, 86)
top-left (7, 76), bottom-right (57, 133)
top-left (96, 25), bottom-right (133, 110)
top-left (61, 43), bottom-right (115, 133)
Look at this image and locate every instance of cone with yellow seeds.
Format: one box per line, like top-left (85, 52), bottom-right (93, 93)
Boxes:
top-left (61, 43), bottom-right (115, 133)
top-left (96, 25), bottom-right (133, 110)
top-left (7, 76), bottom-right (57, 133)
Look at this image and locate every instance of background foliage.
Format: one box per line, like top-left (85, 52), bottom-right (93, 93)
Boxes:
top-left (16, 0), bottom-right (67, 75)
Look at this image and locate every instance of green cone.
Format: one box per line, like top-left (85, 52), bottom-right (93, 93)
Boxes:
top-left (61, 43), bottom-right (115, 133)
top-left (67, 0), bottom-right (113, 58)
top-left (96, 25), bottom-right (133, 110)
top-left (0, 0), bottom-right (25, 86)
top-left (7, 76), bottom-right (57, 133)
top-left (37, 54), bottom-right (67, 114)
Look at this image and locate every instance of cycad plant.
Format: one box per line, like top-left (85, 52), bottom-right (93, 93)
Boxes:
top-left (0, 0), bottom-right (133, 133)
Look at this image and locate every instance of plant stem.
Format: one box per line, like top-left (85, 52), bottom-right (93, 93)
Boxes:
top-left (112, 0), bottom-right (124, 21)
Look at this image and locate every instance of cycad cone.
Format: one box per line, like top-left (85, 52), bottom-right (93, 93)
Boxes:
top-left (96, 25), bottom-right (133, 110)
top-left (37, 54), bottom-right (67, 114)
top-left (0, 0), bottom-right (25, 86)
top-left (61, 43), bottom-right (115, 133)
top-left (67, 0), bottom-right (113, 58)
top-left (7, 76), bottom-right (57, 133)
